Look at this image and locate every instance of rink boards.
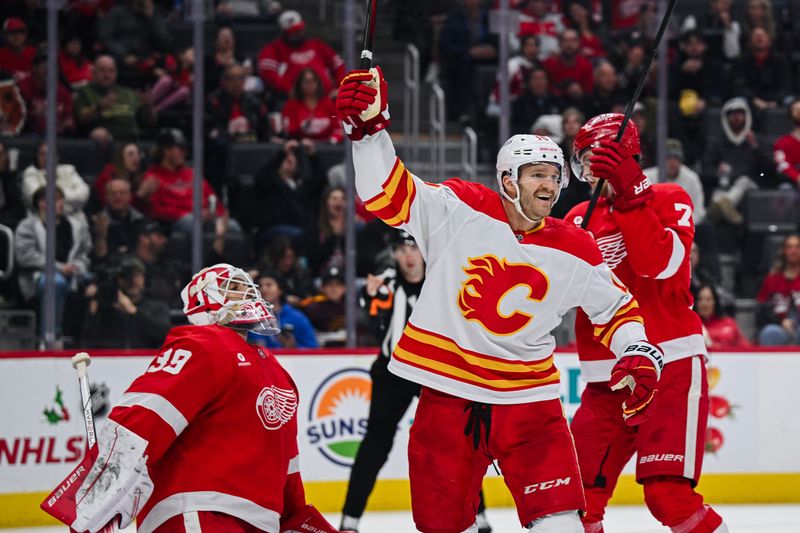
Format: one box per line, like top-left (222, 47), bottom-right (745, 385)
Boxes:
top-left (1, 348), bottom-right (799, 527)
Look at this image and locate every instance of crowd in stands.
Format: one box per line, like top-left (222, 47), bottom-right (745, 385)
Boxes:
top-left (1, 0), bottom-right (800, 350)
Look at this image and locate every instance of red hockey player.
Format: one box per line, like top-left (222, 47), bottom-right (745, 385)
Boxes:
top-left (41, 263), bottom-right (348, 533)
top-left (336, 67), bottom-right (664, 533)
top-left (565, 114), bottom-right (728, 533)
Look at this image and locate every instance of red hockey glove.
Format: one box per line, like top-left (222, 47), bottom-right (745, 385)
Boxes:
top-left (589, 140), bottom-right (653, 211)
top-left (280, 504), bottom-right (355, 533)
top-left (610, 341), bottom-right (664, 426)
top-left (335, 67), bottom-right (390, 141)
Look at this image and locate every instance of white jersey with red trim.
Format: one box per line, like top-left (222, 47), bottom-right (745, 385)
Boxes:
top-left (352, 130), bottom-right (648, 404)
top-left (564, 184), bottom-right (706, 382)
top-left (108, 325), bottom-right (305, 533)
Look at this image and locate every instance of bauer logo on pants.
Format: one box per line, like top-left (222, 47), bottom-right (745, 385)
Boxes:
top-left (306, 368), bottom-right (371, 467)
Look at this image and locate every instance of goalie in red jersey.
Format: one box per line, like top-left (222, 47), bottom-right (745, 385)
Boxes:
top-left (564, 114), bottom-right (728, 533)
top-left (41, 263), bottom-right (348, 533)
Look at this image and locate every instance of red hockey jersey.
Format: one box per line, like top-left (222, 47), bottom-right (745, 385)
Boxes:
top-left (773, 133), bottom-right (800, 183)
top-left (109, 325), bottom-right (305, 533)
top-left (565, 183), bottom-right (706, 382)
top-left (257, 38), bottom-right (345, 96)
top-left (142, 164), bottom-right (225, 223)
top-left (281, 97), bottom-right (344, 143)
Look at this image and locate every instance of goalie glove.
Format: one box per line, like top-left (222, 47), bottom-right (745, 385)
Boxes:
top-left (41, 421), bottom-right (154, 532)
top-left (589, 139), bottom-right (653, 211)
top-left (335, 67), bottom-right (390, 141)
top-left (610, 341), bottom-right (664, 426)
top-left (280, 504), bottom-right (355, 533)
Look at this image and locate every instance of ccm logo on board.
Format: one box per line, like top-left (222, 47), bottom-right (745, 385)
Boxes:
top-left (524, 477), bottom-right (571, 494)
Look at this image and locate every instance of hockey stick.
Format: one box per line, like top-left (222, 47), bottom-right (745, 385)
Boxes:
top-left (360, 0), bottom-right (378, 68)
top-left (581, 0), bottom-right (679, 230)
top-left (71, 352), bottom-right (120, 533)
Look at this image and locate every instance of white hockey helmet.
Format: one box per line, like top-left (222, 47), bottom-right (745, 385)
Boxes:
top-left (181, 263), bottom-right (280, 335)
top-left (496, 134), bottom-right (569, 222)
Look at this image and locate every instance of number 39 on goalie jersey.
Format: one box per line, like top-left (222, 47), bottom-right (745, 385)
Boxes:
top-left (108, 324), bottom-right (306, 532)
top-left (352, 130), bottom-right (649, 404)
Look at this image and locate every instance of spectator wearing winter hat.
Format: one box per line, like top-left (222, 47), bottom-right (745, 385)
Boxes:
top-left (0, 18), bottom-right (36, 80)
top-left (17, 49), bottom-right (75, 136)
top-left (257, 10), bottom-right (345, 103)
top-left (300, 266), bottom-right (346, 344)
top-left (643, 139), bottom-right (706, 225)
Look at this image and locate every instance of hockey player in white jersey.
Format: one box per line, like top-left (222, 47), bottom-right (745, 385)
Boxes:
top-left (335, 67), bottom-right (664, 533)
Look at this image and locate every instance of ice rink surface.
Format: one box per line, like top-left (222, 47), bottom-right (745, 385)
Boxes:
top-left (7, 505), bottom-right (800, 533)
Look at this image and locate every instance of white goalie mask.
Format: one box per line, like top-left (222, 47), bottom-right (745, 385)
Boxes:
top-left (181, 263), bottom-right (280, 335)
top-left (496, 135), bottom-right (569, 223)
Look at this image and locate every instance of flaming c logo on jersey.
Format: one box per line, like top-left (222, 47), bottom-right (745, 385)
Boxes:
top-left (458, 255), bottom-right (549, 336)
top-left (306, 368), bottom-right (371, 467)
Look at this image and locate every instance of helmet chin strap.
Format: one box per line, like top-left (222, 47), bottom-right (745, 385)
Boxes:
top-left (509, 180), bottom-right (541, 225)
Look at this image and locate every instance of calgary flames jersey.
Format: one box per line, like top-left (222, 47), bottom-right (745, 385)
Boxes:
top-left (109, 325), bottom-right (305, 533)
top-left (353, 130), bottom-right (648, 404)
top-left (565, 183), bottom-right (706, 382)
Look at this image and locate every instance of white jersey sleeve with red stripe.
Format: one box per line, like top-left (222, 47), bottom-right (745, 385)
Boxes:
top-left (353, 130), bottom-right (649, 404)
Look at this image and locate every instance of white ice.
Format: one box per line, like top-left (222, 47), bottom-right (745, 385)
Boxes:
top-left (7, 505), bottom-right (800, 532)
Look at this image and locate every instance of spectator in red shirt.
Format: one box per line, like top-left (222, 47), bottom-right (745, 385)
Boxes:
top-left (773, 99), bottom-right (800, 184)
top-left (757, 234), bottom-right (800, 345)
top-left (17, 49), bottom-right (75, 135)
top-left (257, 10), bottom-right (345, 102)
top-left (694, 283), bottom-right (750, 349)
top-left (94, 142), bottom-right (145, 209)
top-left (281, 68), bottom-right (343, 144)
top-left (0, 17), bottom-right (36, 80)
top-left (58, 34), bottom-right (93, 90)
top-left (206, 62), bottom-right (272, 192)
top-left (138, 128), bottom-right (237, 247)
top-left (543, 29), bottom-right (594, 95)
top-left (565, 0), bottom-right (606, 60)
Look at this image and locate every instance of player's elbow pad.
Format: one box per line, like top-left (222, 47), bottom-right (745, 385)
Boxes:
top-left (73, 422), bottom-right (154, 532)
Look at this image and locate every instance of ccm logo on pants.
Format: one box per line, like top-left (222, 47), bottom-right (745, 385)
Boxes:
top-left (524, 477), bottom-right (571, 494)
top-left (639, 453), bottom-right (684, 464)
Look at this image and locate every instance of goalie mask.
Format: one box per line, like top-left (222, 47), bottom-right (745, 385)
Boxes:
top-left (496, 134), bottom-right (569, 224)
top-left (181, 263), bottom-right (280, 335)
top-left (571, 112), bottom-right (641, 183)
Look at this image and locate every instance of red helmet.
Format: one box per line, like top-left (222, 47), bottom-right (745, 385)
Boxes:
top-left (571, 113), bottom-right (641, 182)
top-left (181, 263), bottom-right (279, 335)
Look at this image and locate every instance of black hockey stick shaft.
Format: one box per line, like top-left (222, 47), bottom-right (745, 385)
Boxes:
top-left (360, 0), bottom-right (378, 69)
top-left (581, 0), bottom-right (679, 230)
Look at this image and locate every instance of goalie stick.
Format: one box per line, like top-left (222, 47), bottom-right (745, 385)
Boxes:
top-left (40, 352), bottom-right (120, 533)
